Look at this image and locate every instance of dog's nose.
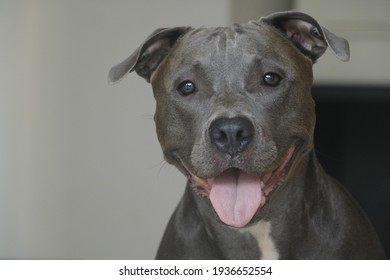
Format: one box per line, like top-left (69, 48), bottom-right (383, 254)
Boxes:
top-left (209, 117), bottom-right (254, 157)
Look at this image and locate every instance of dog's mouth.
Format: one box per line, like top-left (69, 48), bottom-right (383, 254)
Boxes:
top-left (184, 145), bottom-right (296, 228)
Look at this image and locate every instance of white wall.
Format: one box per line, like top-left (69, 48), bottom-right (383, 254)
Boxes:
top-left (3, 0), bottom-right (386, 260)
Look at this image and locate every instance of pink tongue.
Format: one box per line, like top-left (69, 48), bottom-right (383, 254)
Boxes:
top-left (210, 169), bottom-right (262, 228)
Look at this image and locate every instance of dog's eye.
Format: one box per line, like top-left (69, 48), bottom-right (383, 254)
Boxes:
top-left (263, 72), bottom-right (281, 87)
top-left (178, 80), bottom-right (197, 96)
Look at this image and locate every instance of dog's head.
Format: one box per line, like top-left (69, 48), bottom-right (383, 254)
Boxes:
top-left (108, 11), bottom-right (349, 228)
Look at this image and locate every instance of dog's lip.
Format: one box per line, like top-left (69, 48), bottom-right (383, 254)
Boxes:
top-left (182, 143), bottom-right (298, 200)
top-left (182, 144), bottom-right (297, 227)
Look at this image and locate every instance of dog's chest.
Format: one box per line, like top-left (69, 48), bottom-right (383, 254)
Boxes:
top-left (239, 220), bottom-right (279, 260)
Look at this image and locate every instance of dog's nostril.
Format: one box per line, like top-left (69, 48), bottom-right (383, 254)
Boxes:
top-left (209, 117), bottom-right (254, 157)
top-left (236, 129), bottom-right (251, 141)
top-left (212, 129), bottom-right (227, 142)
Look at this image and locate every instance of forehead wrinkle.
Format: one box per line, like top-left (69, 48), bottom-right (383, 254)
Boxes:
top-left (174, 26), bottom-right (257, 90)
top-left (223, 27), bottom-right (240, 50)
top-left (217, 31), bottom-right (227, 52)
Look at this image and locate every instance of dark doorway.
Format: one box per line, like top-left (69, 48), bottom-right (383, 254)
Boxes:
top-left (313, 86), bottom-right (390, 258)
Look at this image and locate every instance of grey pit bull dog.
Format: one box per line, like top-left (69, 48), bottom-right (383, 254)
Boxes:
top-left (108, 11), bottom-right (386, 259)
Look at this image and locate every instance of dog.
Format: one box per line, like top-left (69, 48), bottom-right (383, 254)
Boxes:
top-left (108, 11), bottom-right (386, 259)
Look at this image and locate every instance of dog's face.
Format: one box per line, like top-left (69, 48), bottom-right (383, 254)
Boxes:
top-left (109, 11), bottom-right (349, 228)
top-left (151, 24), bottom-right (316, 228)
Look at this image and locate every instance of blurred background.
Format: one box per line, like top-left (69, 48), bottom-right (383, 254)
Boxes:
top-left (1, 0), bottom-right (389, 259)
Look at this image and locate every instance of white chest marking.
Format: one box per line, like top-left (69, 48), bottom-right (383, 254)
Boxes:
top-left (240, 221), bottom-right (279, 260)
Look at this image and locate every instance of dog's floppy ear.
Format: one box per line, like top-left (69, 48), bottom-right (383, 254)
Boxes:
top-left (108, 26), bottom-right (192, 83)
top-left (261, 11), bottom-right (349, 63)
